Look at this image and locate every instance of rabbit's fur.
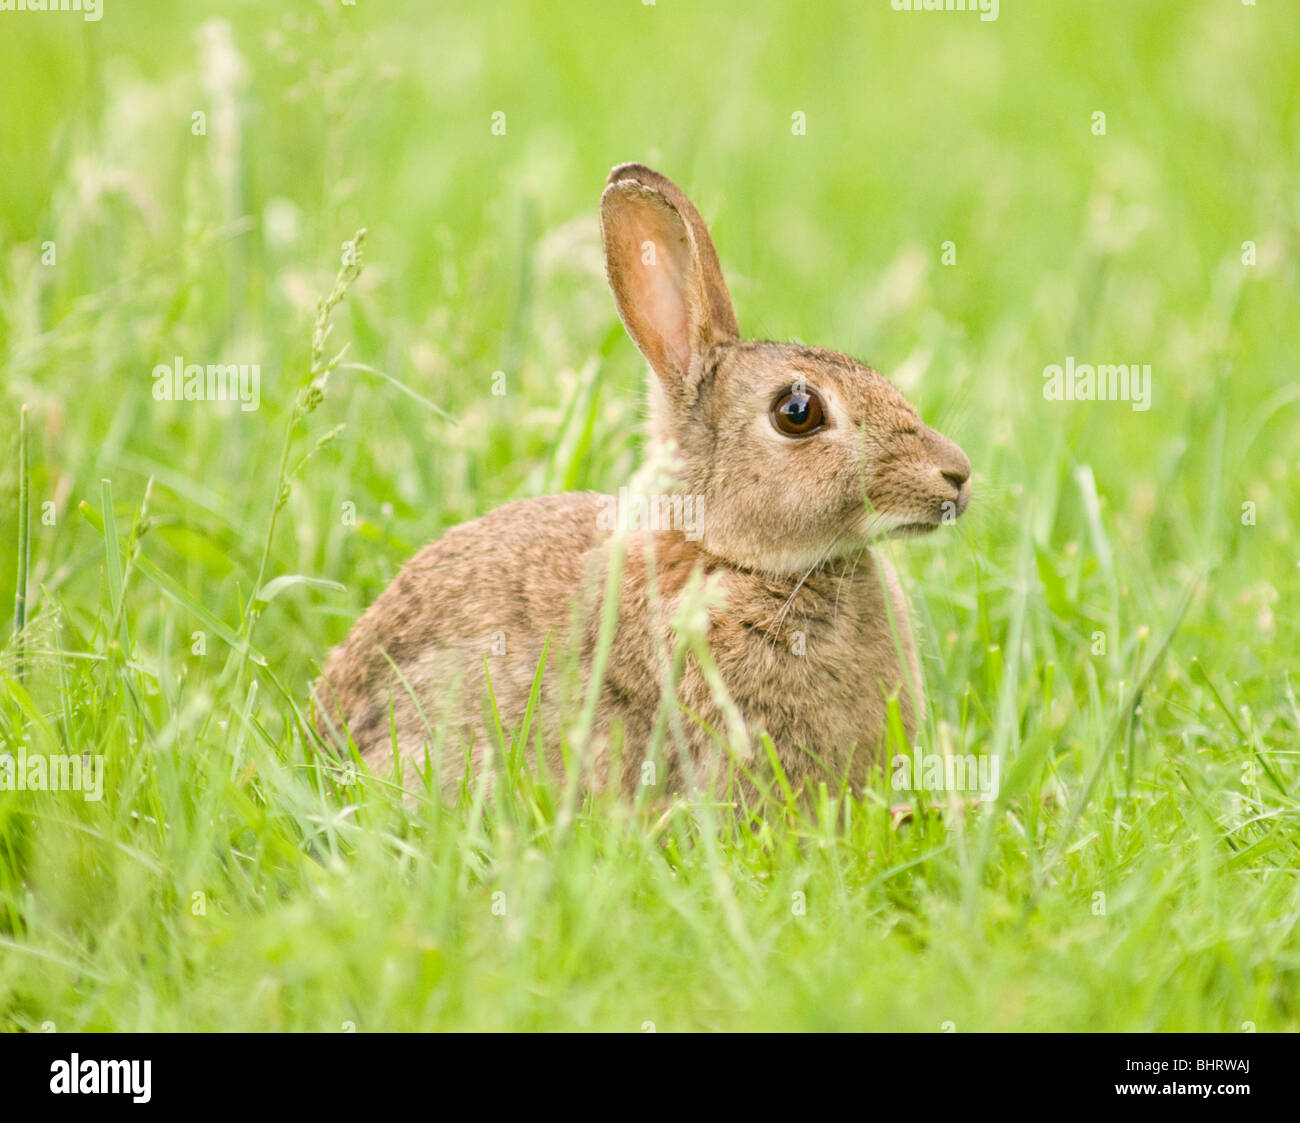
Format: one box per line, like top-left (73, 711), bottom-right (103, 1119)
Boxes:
top-left (315, 163), bottom-right (971, 799)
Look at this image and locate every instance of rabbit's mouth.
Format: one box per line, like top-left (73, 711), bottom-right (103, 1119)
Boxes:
top-left (878, 478), bottom-right (971, 539)
top-left (889, 520), bottom-right (945, 538)
top-left (848, 507), bottom-right (948, 543)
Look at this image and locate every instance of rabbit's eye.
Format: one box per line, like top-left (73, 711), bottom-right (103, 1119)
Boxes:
top-left (771, 387), bottom-right (826, 437)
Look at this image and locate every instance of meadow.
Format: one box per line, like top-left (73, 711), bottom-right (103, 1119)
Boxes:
top-left (1, 0), bottom-right (1297, 1031)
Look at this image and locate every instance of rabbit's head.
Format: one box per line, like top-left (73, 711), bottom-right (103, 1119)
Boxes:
top-left (600, 163), bottom-right (971, 575)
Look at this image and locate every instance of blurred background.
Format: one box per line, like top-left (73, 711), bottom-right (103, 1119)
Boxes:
top-left (2, 1), bottom-right (1296, 690)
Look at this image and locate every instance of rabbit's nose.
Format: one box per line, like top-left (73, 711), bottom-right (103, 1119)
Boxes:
top-left (942, 466), bottom-right (969, 491)
top-left (935, 441), bottom-right (972, 494)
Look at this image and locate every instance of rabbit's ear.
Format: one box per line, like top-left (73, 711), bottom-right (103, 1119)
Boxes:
top-left (600, 164), bottom-right (738, 391)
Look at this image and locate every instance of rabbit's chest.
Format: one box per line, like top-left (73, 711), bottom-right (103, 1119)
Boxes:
top-left (703, 562), bottom-right (920, 775)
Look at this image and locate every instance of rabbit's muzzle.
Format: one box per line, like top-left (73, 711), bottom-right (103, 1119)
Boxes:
top-left (866, 425), bottom-right (972, 536)
top-left (931, 429), bottom-right (972, 518)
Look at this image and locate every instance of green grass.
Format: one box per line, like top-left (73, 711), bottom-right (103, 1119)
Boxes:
top-left (1, 0), bottom-right (1298, 1031)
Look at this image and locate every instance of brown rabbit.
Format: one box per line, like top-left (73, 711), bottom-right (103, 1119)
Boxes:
top-left (314, 163), bottom-right (971, 800)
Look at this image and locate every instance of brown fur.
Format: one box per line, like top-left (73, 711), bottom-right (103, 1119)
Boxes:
top-left (315, 163), bottom-right (971, 801)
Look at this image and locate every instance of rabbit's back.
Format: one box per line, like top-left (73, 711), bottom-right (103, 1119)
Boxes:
top-left (314, 491), bottom-right (607, 775)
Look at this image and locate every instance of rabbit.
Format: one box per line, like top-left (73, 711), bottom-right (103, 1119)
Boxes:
top-left (313, 162), bottom-right (971, 801)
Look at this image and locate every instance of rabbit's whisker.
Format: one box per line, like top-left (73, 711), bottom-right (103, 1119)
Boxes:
top-left (768, 536), bottom-right (844, 641)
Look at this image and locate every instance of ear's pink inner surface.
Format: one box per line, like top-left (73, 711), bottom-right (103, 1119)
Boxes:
top-left (619, 203), bottom-right (694, 377)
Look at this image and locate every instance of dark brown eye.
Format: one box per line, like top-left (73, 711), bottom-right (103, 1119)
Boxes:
top-left (771, 386), bottom-right (826, 437)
